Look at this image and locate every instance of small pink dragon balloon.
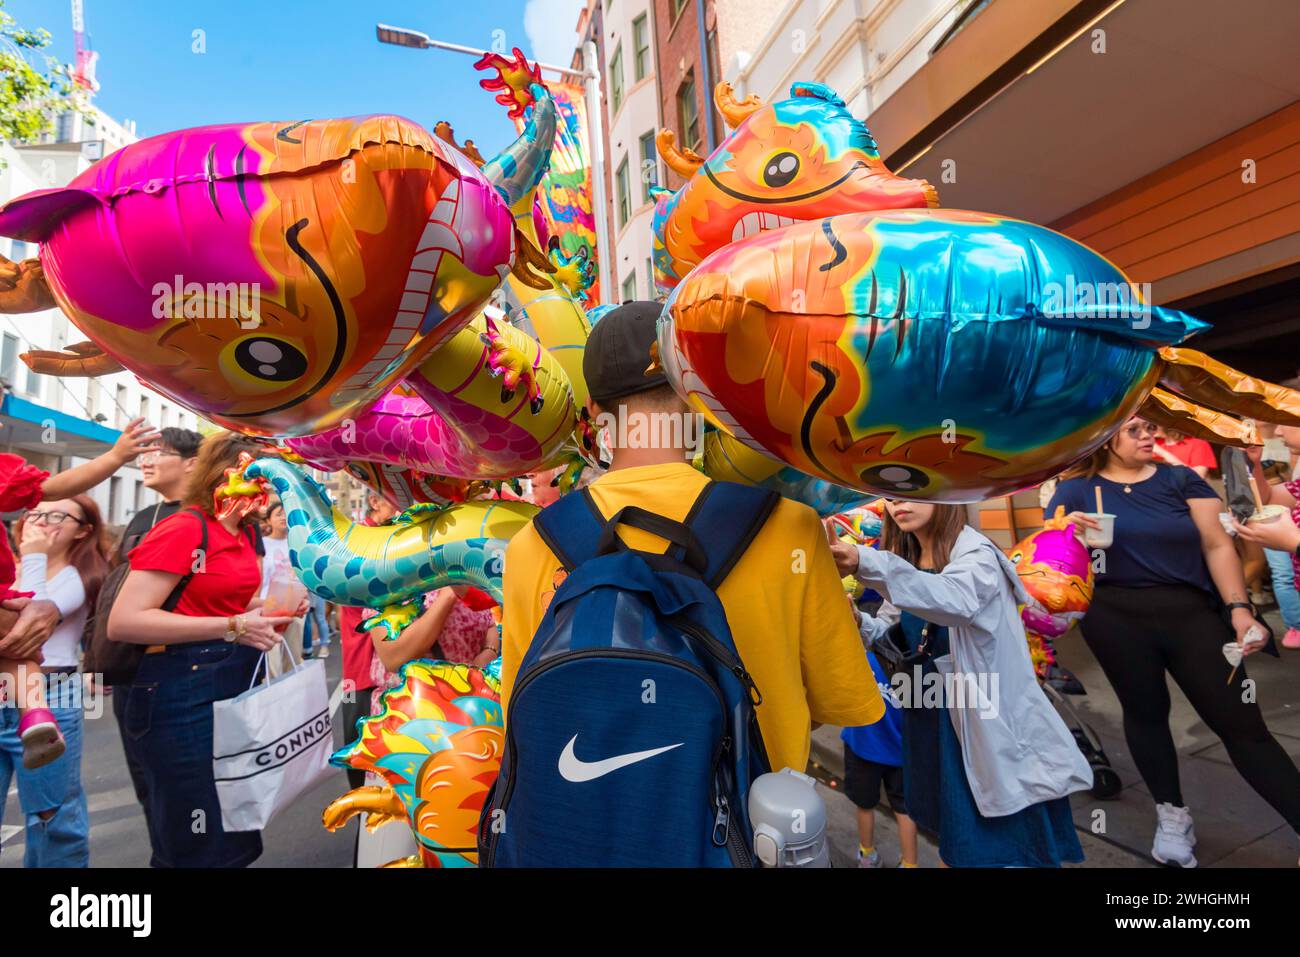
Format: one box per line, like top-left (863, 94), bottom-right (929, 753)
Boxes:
top-left (1010, 506), bottom-right (1095, 681)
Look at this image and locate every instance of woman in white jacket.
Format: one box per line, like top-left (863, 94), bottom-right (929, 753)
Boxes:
top-left (830, 500), bottom-right (1092, 867)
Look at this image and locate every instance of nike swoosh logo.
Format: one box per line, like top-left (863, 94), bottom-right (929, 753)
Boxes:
top-left (557, 735), bottom-right (684, 783)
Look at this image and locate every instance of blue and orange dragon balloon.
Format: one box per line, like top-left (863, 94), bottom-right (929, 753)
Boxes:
top-left (653, 81), bottom-right (1300, 502)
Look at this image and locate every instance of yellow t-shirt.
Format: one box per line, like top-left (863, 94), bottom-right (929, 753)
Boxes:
top-left (501, 462), bottom-right (884, 772)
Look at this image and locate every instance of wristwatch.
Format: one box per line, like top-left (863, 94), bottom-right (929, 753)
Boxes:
top-left (223, 614), bottom-right (245, 643)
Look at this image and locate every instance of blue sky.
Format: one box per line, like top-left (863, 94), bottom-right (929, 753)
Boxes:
top-left (5, 0), bottom-right (586, 156)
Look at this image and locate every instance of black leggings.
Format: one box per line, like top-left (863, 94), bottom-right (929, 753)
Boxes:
top-left (1081, 584), bottom-right (1300, 832)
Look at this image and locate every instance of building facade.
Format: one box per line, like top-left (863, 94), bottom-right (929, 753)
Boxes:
top-left (1, 107), bottom-right (202, 529)
top-left (577, 0), bottom-right (665, 302)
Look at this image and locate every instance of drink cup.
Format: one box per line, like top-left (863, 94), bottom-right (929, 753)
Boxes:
top-left (264, 577), bottom-right (307, 617)
top-left (1082, 513), bottom-right (1115, 549)
top-left (1247, 504), bottom-right (1287, 525)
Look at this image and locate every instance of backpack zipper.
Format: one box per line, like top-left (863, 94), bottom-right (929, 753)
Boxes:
top-left (672, 617), bottom-right (763, 706)
top-left (487, 646), bottom-right (728, 865)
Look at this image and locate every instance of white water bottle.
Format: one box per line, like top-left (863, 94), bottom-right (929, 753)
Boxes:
top-left (749, 768), bottom-right (830, 868)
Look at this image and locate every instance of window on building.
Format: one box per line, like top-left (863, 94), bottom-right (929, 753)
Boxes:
top-left (115, 384), bottom-right (128, 428)
top-left (139, 394), bottom-right (150, 422)
top-left (161, 402), bottom-right (170, 427)
top-left (670, 0), bottom-right (690, 22)
top-left (616, 156), bottom-right (631, 228)
top-left (24, 367), bottom-right (41, 400)
top-left (633, 15), bottom-right (650, 81)
top-left (609, 45), bottom-right (624, 115)
top-left (622, 271), bottom-right (637, 302)
top-left (645, 257), bottom-right (655, 298)
top-left (133, 480), bottom-right (144, 514)
top-left (0, 333), bottom-right (17, 388)
top-left (639, 130), bottom-right (658, 203)
top-left (677, 73), bottom-right (700, 152)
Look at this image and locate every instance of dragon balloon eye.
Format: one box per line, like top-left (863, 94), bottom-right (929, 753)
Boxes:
top-left (234, 337), bottom-right (308, 382)
top-left (763, 152), bottom-right (800, 188)
top-left (861, 464), bottom-right (930, 493)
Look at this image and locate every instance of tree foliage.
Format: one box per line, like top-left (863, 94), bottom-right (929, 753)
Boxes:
top-left (0, 0), bottom-right (77, 148)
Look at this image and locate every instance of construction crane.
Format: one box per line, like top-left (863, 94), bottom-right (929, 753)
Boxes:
top-left (70, 0), bottom-right (99, 95)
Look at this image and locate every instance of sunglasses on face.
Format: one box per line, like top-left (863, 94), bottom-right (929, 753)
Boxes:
top-left (139, 450), bottom-right (182, 465)
top-left (26, 510), bottom-right (85, 526)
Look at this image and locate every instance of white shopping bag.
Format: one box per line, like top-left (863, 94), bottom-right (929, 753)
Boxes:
top-left (212, 646), bottom-right (334, 832)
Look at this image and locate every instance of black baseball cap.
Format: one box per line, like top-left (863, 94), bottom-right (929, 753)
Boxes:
top-left (583, 300), bottom-right (668, 404)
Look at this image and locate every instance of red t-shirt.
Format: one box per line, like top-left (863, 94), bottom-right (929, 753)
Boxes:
top-left (1157, 436), bottom-right (1217, 471)
top-left (339, 604), bottom-right (377, 691)
top-left (129, 509), bottom-right (262, 617)
top-left (0, 453), bottom-right (48, 596)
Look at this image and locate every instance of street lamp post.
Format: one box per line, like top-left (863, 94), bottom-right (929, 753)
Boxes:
top-left (375, 23), bottom-right (615, 299)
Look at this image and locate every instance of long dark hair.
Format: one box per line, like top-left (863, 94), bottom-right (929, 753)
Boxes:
top-left (16, 494), bottom-right (111, 606)
top-left (879, 503), bottom-right (968, 571)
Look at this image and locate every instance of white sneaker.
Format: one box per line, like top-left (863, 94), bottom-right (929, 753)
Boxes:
top-left (1151, 803), bottom-right (1197, 868)
top-left (317, 644), bottom-right (330, 659)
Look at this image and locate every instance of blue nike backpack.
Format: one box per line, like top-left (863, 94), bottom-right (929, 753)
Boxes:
top-left (479, 481), bottom-right (778, 867)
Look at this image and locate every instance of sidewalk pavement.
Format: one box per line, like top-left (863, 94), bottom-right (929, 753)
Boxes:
top-left (811, 610), bottom-right (1299, 868)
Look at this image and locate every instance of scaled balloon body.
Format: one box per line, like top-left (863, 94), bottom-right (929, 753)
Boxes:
top-left (245, 457), bottom-right (537, 635)
top-left (288, 313), bottom-right (578, 482)
top-left (324, 660), bottom-right (504, 868)
top-left (1010, 507), bottom-right (1095, 680)
top-left (0, 116), bottom-right (517, 435)
top-left (659, 209), bottom-right (1204, 502)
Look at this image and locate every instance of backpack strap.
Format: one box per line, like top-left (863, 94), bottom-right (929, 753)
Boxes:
top-left (532, 488), bottom-right (624, 572)
top-left (682, 482), bottom-right (780, 589)
top-left (532, 480), bottom-right (778, 588)
top-left (161, 507), bottom-right (209, 612)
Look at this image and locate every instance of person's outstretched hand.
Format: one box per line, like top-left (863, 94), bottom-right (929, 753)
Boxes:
top-left (111, 418), bottom-right (161, 466)
top-left (829, 540), bottom-right (860, 578)
top-left (1232, 512), bottom-right (1300, 553)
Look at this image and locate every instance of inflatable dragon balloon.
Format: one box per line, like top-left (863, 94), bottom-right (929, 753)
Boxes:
top-left (654, 82), bottom-right (1300, 503)
top-left (323, 659), bottom-right (504, 868)
top-left (0, 113), bottom-right (554, 436)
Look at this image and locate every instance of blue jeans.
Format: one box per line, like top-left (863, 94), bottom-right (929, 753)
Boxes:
top-left (0, 673), bottom-right (89, 867)
top-left (303, 595), bottom-right (330, 654)
top-left (122, 641), bottom-right (263, 867)
top-left (1265, 548), bottom-right (1300, 630)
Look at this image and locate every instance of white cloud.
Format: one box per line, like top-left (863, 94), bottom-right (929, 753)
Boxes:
top-left (523, 0), bottom-right (586, 68)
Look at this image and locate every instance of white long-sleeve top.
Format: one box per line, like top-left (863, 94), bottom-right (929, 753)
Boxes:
top-left (853, 526), bottom-right (1092, 817)
top-left (18, 553), bottom-right (88, 669)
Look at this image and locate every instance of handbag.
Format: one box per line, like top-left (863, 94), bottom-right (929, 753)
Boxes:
top-left (871, 619), bottom-right (938, 679)
top-left (84, 506), bottom-right (206, 685)
top-left (211, 640), bottom-right (335, 832)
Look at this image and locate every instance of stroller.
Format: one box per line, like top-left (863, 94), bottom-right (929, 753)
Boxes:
top-left (1037, 653), bottom-right (1121, 800)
